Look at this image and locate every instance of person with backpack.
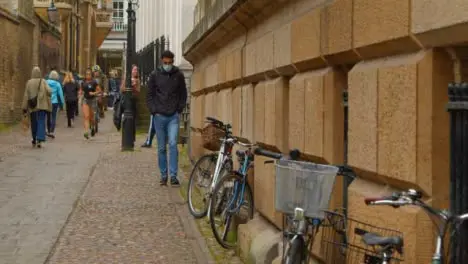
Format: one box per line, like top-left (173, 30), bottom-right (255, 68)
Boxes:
top-left (46, 70), bottom-right (65, 138)
top-left (22, 66), bottom-right (52, 148)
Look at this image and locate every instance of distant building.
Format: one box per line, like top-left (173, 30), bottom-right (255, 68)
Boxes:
top-left (0, 0), bottom-right (112, 123)
top-left (98, 0), bottom-right (127, 76)
top-left (135, 0), bottom-right (197, 80)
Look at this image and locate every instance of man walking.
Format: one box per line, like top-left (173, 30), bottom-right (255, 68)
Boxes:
top-left (147, 50), bottom-right (187, 186)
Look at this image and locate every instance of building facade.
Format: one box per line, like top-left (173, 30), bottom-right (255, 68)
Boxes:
top-left (184, 0), bottom-right (467, 263)
top-left (0, 0), bottom-right (111, 124)
top-left (32, 0), bottom-right (113, 74)
top-left (135, 0), bottom-right (196, 74)
top-left (98, 0), bottom-right (127, 75)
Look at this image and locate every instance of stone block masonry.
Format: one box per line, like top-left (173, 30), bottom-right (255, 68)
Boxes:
top-left (184, 0), bottom-right (465, 262)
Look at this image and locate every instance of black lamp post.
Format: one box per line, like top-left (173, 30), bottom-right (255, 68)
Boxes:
top-left (121, 0), bottom-right (139, 151)
top-left (47, 0), bottom-right (58, 25)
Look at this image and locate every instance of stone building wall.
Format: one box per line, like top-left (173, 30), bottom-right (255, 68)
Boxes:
top-left (0, 5), bottom-right (34, 124)
top-left (184, 0), bottom-right (467, 262)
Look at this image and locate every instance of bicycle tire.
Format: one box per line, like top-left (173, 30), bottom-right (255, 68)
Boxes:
top-left (209, 173), bottom-right (254, 249)
top-left (187, 153), bottom-right (219, 218)
top-left (284, 236), bottom-right (306, 264)
top-left (95, 116), bottom-right (99, 133)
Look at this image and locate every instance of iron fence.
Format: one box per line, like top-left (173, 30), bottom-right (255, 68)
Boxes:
top-left (135, 35), bottom-right (190, 144)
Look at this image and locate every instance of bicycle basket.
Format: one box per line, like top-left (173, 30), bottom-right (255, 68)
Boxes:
top-left (201, 124), bottom-right (224, 151)
top-left (274, 160), bottom-right (338, 219)
top-left (321, 211), bottom-right (404, 263)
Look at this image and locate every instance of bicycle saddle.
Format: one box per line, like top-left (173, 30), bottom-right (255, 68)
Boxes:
top-left (362, 233), bottom-right (404, 254)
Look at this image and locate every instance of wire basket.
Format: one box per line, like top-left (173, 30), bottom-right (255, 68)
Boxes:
top-left (201, 124), bottom-right (224, 151)
top-left (274, 160), bottom-right (339, 219)
top-left (320, 210), bottom-right (404, 263)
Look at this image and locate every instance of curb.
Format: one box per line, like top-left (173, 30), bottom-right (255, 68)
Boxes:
top-left (170, 182), bottom-right (216, 264)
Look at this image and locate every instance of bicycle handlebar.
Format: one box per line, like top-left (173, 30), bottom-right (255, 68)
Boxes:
top-left (236, 140), bottom-right (256, 148)
top-left (364, 189), bottom-right (451, 221)
top-left (253, 148), bottom-right (284, 160)
top-left (205, 117), bottom-right (232, 132)
top-left (253, 148), bottom-right (356, 179)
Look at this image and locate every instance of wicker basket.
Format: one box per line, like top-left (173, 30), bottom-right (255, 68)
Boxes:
top-left (201, 124), bottom-right (225, 151)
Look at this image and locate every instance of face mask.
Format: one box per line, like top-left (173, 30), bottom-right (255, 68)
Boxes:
top-left (162, 64), bottom-right (173, 72)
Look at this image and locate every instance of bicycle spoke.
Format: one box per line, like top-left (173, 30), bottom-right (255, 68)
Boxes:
top-left (221, 214), bottom-right (232, 242)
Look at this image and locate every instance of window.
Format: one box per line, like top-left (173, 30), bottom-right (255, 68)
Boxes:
top-left (112, 0), bottom-right (124, 19)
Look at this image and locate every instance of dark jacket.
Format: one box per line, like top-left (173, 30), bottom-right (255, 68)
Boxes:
top-left (109, 78), bottom-right (120, 93)
top-left (147, 66), bottom-right (187, 116)
top-left (63, 82), bottom-right (79, 102)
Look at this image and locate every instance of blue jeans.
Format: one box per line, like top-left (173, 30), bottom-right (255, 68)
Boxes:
top-left (30, 110), bottom-right (47, 142)
top-left (47, 103), bottom-right (59, 133)
top-left (145, 114), bottom-right (156, 145)
top-left (153, 113), bottom-right (179, 180)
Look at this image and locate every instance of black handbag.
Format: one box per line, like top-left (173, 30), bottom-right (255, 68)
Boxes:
top-left (113, 95), bottom-right (124, 131)
top-left (28, 79), bottom-right (41, 109)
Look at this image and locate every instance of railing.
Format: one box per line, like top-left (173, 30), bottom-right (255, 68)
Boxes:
top-left (35, 0), bottom-right (72, 4)
top-left (112, 19), bottom-right (127, 31)
top-left (447, 83), bottom-right (468, 264)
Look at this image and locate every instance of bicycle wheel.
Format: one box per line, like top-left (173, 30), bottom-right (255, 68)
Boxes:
top-left (209, 173), bottom-right (254, 248)
top-left (187, 154), bottom-right (218, 218)
top-left (284, 237), bottom-right (306, 264)
top-left (95, 114), bottom-right (99, 133)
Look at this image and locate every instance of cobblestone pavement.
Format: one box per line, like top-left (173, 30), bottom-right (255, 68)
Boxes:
top-left (0, 110), bottom-right (214, 264)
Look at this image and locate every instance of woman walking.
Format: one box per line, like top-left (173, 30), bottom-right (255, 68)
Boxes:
top-left (22, 66), bottom-right (52, 148)
top-left (80, 68), bottom-right (102, 139)
top-left (120, 65), bottom-right (140, 142)
top-left (46, 70), bottom-right (65, 138)
top-left (63, 72), bottom-right (79, 127)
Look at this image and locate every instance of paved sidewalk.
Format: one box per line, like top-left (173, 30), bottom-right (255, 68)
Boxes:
top-left (0, 111), bottom-right (214, 264)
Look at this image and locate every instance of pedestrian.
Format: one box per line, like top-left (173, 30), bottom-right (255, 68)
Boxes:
top-left (147, 50), bottom-right (187, 186)
top-left (120, 65), bottom-right (141, 143)
top-left (80, 68), bottom-right (101, 139)
top-left (107, 70), bottom-right (120, 108)
top-left (22, 66), bottom-right (52, 148)
top-left (62, 72), bottom-right (79, 128)
top-left (92, 65), bottom-right (108, 118)
top-left (46, 70), bottom-right (65, 138)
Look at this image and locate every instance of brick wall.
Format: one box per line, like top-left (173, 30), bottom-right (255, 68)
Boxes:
top-left (0, 7), bottom-right (33, 124)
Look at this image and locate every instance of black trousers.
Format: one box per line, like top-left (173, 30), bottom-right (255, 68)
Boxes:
top-left (66, 100), bottom-right (78, 126)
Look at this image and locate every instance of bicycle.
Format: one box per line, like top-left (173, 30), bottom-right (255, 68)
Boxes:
top-left (254, 148), bottom-right (355, 264)
top-left (187, 117), bottom-right (234, 219)
top-left (90, 94), bottom-right (100, 136)
top-left (365, 189), bottom-right (468, 264)
top-left (208, 139), bottom-right (257, 248)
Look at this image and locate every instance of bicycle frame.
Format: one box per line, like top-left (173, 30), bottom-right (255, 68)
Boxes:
top-left (206, 137), bottom-right (233, 217)
top-left (366, 190), bottom-right (468, 264)
top-left (430, 210), bottom-right (468, 264)
top-left (223, 152), bottom-right (252, 214)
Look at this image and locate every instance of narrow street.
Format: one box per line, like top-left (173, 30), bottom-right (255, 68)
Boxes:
top-left (0, 111), bottom-right (213, 264)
